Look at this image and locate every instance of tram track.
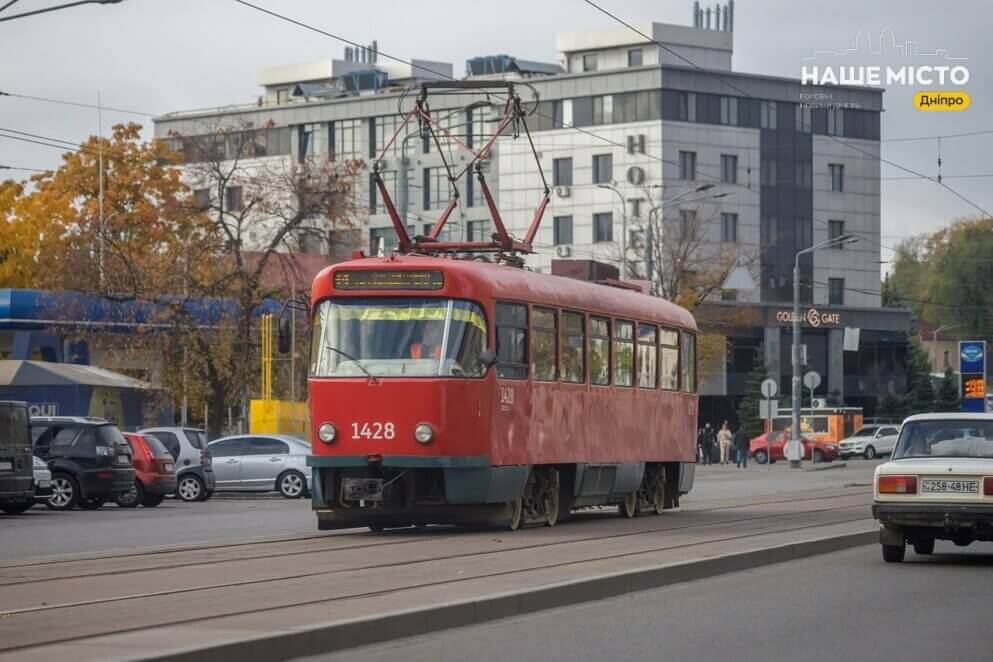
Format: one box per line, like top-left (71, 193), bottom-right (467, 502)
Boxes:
top-left (0, 502), bottom-right (873, 656)
top-left (0, 485), bottom-right (872, 587)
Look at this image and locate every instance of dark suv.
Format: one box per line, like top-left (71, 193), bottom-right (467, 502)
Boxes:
top-left (32, 416), bottom-right (135, 510)
top-left (0, 401), bottom-right (34, 515)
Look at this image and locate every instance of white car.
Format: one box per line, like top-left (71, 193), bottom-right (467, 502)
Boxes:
top-left (873, 413), bottom-right (993, 563)
top-left (838, 425), bottom-right (900, 460)
top-left (207, 434), bottom-right (311, 498)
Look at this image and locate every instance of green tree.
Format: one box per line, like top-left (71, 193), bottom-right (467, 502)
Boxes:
top-left (877, 394), bottom-right (906, 422)
top-left (935, 367), bottom-right (960, 412)
top-left (905, 339), bottom-right (936, 415)
top-left (737, 363), bottom-right (769, 439)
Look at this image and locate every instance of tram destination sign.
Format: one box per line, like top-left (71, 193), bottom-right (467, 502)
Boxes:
top-left (333, 270), bottom-right (445, 291)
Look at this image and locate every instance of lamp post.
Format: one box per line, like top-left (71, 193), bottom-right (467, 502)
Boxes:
top-left (640, 184), bottom-right (720, 286)
top-left (601, 182), bottom-right (716, 280)
top-left (789, 233), bottom-right (858, 468)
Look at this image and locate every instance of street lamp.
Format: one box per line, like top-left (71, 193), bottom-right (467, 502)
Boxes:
top-left (638, 184), bottom-right (726, 287)
top-left (599, 182), bottom-right (715, 279)
top-left (789, 233), bottom-right (858, 468)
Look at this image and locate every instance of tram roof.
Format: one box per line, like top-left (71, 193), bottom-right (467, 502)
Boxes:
top-left (315, 255), bottom-right (697, 331)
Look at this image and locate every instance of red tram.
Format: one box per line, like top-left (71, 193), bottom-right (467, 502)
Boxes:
top-left (303, 255), bottom-right (698, 530)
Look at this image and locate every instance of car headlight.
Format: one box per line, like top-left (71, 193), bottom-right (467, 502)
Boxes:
top-left (317, 423), bottom-right (337, 443)
top-left (414, 423), bottom-right (433, 444)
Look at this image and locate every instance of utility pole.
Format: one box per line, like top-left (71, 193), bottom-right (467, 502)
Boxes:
top-left (97, 90), bottom-right (105, 290)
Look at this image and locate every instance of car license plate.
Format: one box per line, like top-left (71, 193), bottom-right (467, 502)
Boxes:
top-left (117, 455), bottom-right (130, 464)
top-left (921, 479), bottom-right (978, 494)
top-left (0, 461), bottom-right (11, 471)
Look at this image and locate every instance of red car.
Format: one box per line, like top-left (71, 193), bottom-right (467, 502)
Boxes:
top-left (115, 433), bottom-right (178, 508)
top-left (750, 431), bottom-right (838, 464)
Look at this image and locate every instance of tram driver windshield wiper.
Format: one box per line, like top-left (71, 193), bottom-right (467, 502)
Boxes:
top-left (324, 345), bottom-right (379, 384)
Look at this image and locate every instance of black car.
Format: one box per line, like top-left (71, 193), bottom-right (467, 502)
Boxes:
top-left (31, 416), bottom-right (135, 510)
top-left (0, 401), bottom-right (35, 515)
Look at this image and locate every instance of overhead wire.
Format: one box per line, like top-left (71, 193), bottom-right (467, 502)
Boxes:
top-left (0, 90), bottom-right (157, 117)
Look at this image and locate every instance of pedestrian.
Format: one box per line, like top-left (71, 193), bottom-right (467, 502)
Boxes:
top-left (701, 423), bottom-right (715, 465)
top-left (718, 421), bottom-right (732, 465)
top-left (696, 427), bottom-right (705, 463)
top-left (734, 424), bottom-right (750, 468)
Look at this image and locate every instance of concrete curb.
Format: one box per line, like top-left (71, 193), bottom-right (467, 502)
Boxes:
top-left (150, 528), bottom-right (876, 662)
top-left (803, 462), bottom-right (849, 472)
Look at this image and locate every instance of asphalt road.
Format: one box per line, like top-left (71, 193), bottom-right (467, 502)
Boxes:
top-left (0, 459), bottom-right (883, 563)
top-left (322, 542), bottom-right (993, 662)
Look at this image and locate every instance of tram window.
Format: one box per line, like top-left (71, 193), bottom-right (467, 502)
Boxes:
top-left (532, 307), bottom-right (557, 381)
top-left (495, 302), bottom-right (528, 379)
top-left (589, 317), bottom-right (610, 385)
top-left (613, 320), bottom-right (634, 387)
top-left (637, 324), bottom-right (658, 388)
top-left (560, 311), bottom-right (585, 383)
top-left (681, 331), bottom-right (696, 393)
top-left (660, 328), bottom-right (679, 391)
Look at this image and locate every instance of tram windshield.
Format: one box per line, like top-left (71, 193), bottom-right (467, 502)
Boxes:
top-left (310, 298), bottom-right (488, 378)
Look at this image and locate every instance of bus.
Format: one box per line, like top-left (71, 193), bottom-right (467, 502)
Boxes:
top-left (295, 255), bottom-right (699, 531)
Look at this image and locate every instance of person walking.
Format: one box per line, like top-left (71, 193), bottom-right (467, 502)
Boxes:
top-left (717, 421), bottom-right (732, 465)
top-left (701, 423), bottom-right (715, 465)
top-left (734, 424), bottom-right (750, 468)
top-left (696, 428), bottom-right (706, 464)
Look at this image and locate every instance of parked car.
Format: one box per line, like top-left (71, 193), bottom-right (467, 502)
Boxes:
top-left (139, 427), bottom-right (215, 502)
top-left (33, 456), bottom-right (52, 505)
top-left (115, 432), bottom-right (178, 508)
top-left (873, 413), bottom-right (993, 562)
top-left (750, 430), bottom-right (837, 464)
top-left (838, 425), bottom-right (900, 460)
top-left (31, 416), bottom-right (134, 511)
top-left (207, 434), bottom-right (311, 498)
top-left (0, 401), bottom-right (35, 515)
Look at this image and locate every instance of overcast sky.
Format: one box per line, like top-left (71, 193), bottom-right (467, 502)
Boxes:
top-left (2, 0), bottom-right (990, 262)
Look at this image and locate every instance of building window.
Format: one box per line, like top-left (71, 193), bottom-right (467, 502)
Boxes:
top-left (637, 324), bottom-right (658, 388)
top-left (592, 95), bottom-right (613, 124)
top-left (592, 153), bottom-right (613, 184)
top-left (827, 108), bottom-right (845, 136)
top-left (720, 96), bottom-right (738, 125)
top-left (495, 302), bottom-right (528, 379)
top-left (224, 186), bottom-right (243, 212)
top-left (760, 101), bottom-right (778, 129)
top-left (679, 151), bottom-right (696, 180)
top-left (628, 48), bottom-right (643, 67)
top-left (553, 157), bottom-right (573, 187)
top-left (553, 215), bottom-right (573, 245)
top-left (593, 212), bottom-right (613, 243)
top-left (276, 89), bottom-right (289, 105)
top-left (795, 104), bottom-right (811, 132)
top-left (590, 317), bottom-right (611, 385)
top-left (298, 123), bottom-right (320, 161)
top-left (795, 161), bottom-right (812, 189)
top-left (679, 209), bottom-right (697, 239)
top-left (560, 312), bottom-right (585, 384)
top-left (829, 220), bottom-right (845, 247)
top-left (582, 54), bottom-right (598, 72)
top-left (721, 154), bottom-right (738, 184)
top-left (612, 320), bottom-right (634, 387)
top-left (552, 99), bottom-right (573, 128)
top-left (676, 92), bottom-right (696, 122)
top-left (829, 278), bottom-right (845, 305)
top-left (761, 160), bottom-right (777, 186)
top-left (369, 227), bottom-right (396, 255)
top-left (660, 328), bottom-right (679, 390)
top-left (721, 213), bottom-right (738, 243)
top-left (531, 307), bottom-right (557, 381)
top-left (373, 115), bottom-right (402, 156)
top-left (465, 174), bottom-right (475, 208)
top-left (467, 219), bottom-right (490, 242)
top-left (423, 166), bottom-right (449, 210)
top-left (193, 188), bottom-right (210, 210)
top-left (681, 331), bottom-right (696, 393)
top-left (829, 163), bottom-right (845, 192)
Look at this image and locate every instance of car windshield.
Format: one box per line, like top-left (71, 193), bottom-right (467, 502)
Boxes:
top-left (310, 298), bottom-right (487, 378)
top-left (144, 435), bottom-right (172, 458)
top-left (892, 420), bottom-right (993, 459)
top-left (183, 430), bottom-right (207, 449)
top-left (853, 427), bottom-right (878, 437)
top-left (96, 424), bottom-right (127, 447)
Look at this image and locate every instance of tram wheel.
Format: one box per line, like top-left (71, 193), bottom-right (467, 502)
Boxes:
top-left (543, 483), bottom-right (559, 527)
top-left (620, 491), bottom-right (639, 518)
top-left (652, 479), bottom-right (665, 515)
top-left (507, 498), bottom-right (523, 531)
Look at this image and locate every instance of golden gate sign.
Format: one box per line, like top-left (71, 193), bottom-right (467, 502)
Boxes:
top-left (775, 307), bottom-right (842, 328)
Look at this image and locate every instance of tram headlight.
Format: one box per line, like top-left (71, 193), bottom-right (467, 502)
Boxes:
top-left (414, 423), bottom-right (434, 444)
top-left (317, 422), bottom-right (337, 443)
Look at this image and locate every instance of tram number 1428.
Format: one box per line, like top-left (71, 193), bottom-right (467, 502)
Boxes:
top-left (351, 422), bottom-right (396, 440)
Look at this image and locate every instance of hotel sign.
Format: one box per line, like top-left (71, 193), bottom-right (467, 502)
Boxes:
top-left (775, 308), bottom-right (842, 328)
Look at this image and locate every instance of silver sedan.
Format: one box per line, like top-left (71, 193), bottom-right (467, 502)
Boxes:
top-left (206, 435), bottom-right (311, 498)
